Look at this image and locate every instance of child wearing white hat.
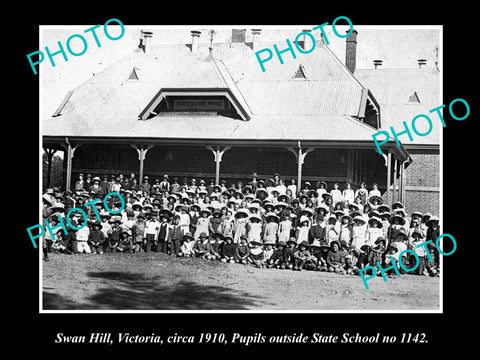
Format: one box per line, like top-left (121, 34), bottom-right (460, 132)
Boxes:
top-left (246, 214), bottom-right (263, 245)
top-left (295, 216), bottom-right (310, 244)
top-left (263, 213), bottom-right (279, 244)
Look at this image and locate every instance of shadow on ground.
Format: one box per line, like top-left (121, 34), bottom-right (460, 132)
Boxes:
top-left (44, 271), bottom-right (267, 310)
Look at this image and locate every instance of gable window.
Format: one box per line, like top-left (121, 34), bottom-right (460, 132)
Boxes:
top-left (408, 91), bottom-right (420, 104)
top-left (293, 65), bottom-right (307, 80)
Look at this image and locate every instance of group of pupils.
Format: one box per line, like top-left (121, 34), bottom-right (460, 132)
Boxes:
top-left (42, 173), bottom-right (441, 277)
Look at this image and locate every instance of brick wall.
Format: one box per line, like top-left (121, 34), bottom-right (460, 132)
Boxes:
top-left (404, 189), bottom-right (440, 216)
top-left (405, 149), bottom-right (440, 188)
top-left (403, 148), bottom-right (440, 214)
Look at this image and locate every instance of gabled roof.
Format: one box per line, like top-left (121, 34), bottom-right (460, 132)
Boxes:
top-left (43, 35), bottom-right (378, 144)
top-left (355, 68), bottom-right (441, 146)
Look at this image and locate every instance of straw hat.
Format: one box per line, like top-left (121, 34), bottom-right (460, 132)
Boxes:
top-left (368, 216), bottom-right (383, 228)
top-left (316, 203), bottom-right (329, 214)
top-left (234, 209), bottom-right (249, 219)
top-left (265, 212), bottom-right (279, 222)
top-left (392, 201), bottom-right (404, 210)
top-left (299, 215), bottom-right (310, 224)
top-left (287, 237), bottom-right (297, 245)
top-left (426, 215), bottom-right (439, 227)
top-left (353, 215), bottom-right (366, 225)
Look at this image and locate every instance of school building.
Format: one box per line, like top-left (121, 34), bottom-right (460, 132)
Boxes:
top-left (42, 28), bottom-right (441, 214)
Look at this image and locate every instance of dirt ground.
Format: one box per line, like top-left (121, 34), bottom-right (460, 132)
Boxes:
top-left (42, 252), bottom-right (440, 311)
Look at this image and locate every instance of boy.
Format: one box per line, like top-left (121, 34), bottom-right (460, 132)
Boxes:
top-left (75, 219), bottom-right (92, 254)
top-left (248, 240), bottom-right (265, 268)
top-left (284, 237), bottom-right (298, 269)
top-left (193, 232), bottom-right (211, 259)
top-left (88, 222), bottom-right (105, 254)
top-left (221, 235), bottom-right (237, 263)
top-left (168, 215), bottom-right (183, 256)
top-left (235, 235), bottom-right (250, 264)
top-left (206, 232), bottom-right (223, 261)
top-left (424, 242), bottom-right (439, 276)
top-left (267, 240), bottom-right (287, 269)
top-left (132, 213), bottom-right (146, 253)
top-left (117, 231), bottom-right (132, 253)
top-left (369, 237), bottom-right (386, 275)
top-left (293, 241), bottom-right (316, 271)
top-left (309, 240), bottom-right (325, 271)
top-left (326, 241), bottom-right (345, 273)
top-left (52, 229), bottom-right (72, 255)
top-left (157, 213), bottom-right (172, 253)
top-left (143, 212), bottom-right (160, 252)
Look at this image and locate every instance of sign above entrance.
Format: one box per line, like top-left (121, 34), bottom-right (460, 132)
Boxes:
top-left (172, 98), bottom-right (226, 111)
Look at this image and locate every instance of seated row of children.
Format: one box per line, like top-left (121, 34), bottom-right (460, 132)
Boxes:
top-left (47, 209), bottom-right (439, 277)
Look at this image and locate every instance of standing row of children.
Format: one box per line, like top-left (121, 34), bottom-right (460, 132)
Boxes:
top-left (42, 173), bottom-right (440, 276)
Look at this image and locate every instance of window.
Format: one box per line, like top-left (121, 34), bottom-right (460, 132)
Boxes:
top-left (293, 65), bottom-right (307, 80)
top-left (408, 91), bottom-right (420, 104)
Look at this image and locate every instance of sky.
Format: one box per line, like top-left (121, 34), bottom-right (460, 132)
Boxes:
top-left (39, 25), bottom-right (441, 121)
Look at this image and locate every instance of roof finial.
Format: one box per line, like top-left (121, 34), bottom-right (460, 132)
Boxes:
top-left (208, 29), bottom-right (215, 52)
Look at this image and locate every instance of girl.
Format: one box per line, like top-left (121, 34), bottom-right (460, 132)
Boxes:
top-left (246, 214), bottom-right (263, 245)
top-left (322, 192), bottom-right (334, 213)
top-left (220, 209), bottom-right (234, 238)
top-left (326, 214), bottom-right (339, 245)
top-left (277, 212), bottom-right (293, 243)
top-left (330, 183), bottom-right (342, 207)
top-left (298, 194), bottom-right (308, 210)
top-left (232, 209), bottom-right (249, 243)
top-left (263, 213), bottom-right (279, 244)
top-left (287, 178), bottom-right (297, 198)
top-left (180, 232), bottom-right (195, 257)
top-left (342, 182), bottom-right (355, 205)
top-left (355, 182), bottom-right (368, 206)
top-left (338, 212), bottom-right (353, 245)
top-left (194, 209), bottom-right (211, 240)
top-left (316, 181), bottom-right (327, 199)
top-left (295, 216), bottom-right (310, 244)
top-left (284, 189), bottom-right (294, 204)
top-left (178, 206), bottom-right (191, 235)
top-left (387, 213), bottom-right (407, 243)
top-left (351, 215), bottom-right (368, 251)
top-left (366, 216), bottom-right (383, 247)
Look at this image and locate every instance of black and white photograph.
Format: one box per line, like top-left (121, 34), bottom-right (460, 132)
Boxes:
top-left (39, 25), bottom-right (443, 312)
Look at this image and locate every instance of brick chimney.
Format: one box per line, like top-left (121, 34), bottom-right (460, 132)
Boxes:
top-left (417, 59), bottom-right (427, 68)
top-left (251, 29), bottom-right (261, 51)
top-left (373, 59), bottom-right (383, 69)
top-left (141, 31), bottom-right (153, 54)
top-left (345, 29), bottom-right (358, 73)
top-left (232, 29), bottom-right (246, 43)
top-left (190, 30), bottom-right (201, 53)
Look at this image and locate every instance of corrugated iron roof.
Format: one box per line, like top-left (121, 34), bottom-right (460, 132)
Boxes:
top-left (43, 40), bottom-right (373, 142)
top-left (355, 68), bottom-right (441, 145)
